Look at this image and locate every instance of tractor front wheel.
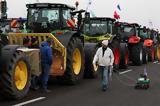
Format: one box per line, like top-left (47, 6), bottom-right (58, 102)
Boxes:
top-left (84, 43), bottom-right (98, 78)
top-left (131, 44), bottom-right (143, 65)
top-left (119, 43), bottom-right (129, 69)
top-left (110, 40), bottom-right (121, 70)
top-left (0, 46), bottom-right (30, 99)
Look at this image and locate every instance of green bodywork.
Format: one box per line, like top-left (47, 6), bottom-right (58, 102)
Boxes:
top-left (84, 33), bottom-right (112, 42)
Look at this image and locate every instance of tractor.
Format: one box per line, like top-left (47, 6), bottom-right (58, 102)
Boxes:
top-left (138, 27), bottom-right (159, 62)
top-left (114, 22), bottom-right (148, 65)
top-left (83, 17), bottom-right (129, 78)
top-left (0, 3), bottom-right (89, 99)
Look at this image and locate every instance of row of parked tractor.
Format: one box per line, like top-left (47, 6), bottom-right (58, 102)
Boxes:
top-left (84, 17), bottom-right (160, 73)
top-left (0, 1), bottom-right (160, 100)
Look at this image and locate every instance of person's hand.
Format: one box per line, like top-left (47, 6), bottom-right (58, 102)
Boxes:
top-left (93, 64), bottom-right (98, 71)
top-left (109, 65), bottom-right (113, 69)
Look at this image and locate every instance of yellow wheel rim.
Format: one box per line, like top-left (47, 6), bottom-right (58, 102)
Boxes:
top-left (14, 60), bottom-right (28, 90)
top-left (73, 48), bottom-right (81, 75)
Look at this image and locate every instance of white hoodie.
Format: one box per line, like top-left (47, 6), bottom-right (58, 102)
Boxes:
top-left (93, 47), bottom-right (114, 66)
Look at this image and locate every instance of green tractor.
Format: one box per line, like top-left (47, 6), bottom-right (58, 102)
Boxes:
top-left (0, 3), bottom-right (89, 99)
top-left (83, 17), bottom-right (129, 78)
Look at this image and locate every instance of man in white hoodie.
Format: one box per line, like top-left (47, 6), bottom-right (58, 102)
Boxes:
top-left (93, 40), bottom-right (114, 91)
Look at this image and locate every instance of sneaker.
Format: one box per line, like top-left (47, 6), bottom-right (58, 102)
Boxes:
top-left (102, 85), bottom-right (107, 92)
top-left (31, 86), bottom-right (39, 91)
top-left (43, 89), bottom-right (51, 93)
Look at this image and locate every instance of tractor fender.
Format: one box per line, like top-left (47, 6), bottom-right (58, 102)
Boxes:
top-left (54, 31), bottom-right (84, 48)
top-left (119, 43), bottom-right (129, 69)
top-left (144, 39), bottom-right (153, 47)
top-left (1, 45), bottom-right (21, 71)
top-left (108, 34), bottom-right (119, 44)
top-left (128, 36), bottom-right (141, 44)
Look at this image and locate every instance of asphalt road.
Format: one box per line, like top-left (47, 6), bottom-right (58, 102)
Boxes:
top-left (1, 62), bottom-right (160, 106)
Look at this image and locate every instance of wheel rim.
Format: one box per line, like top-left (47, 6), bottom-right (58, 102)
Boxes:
top-left (125, 50), bottom-right (129, 65)
top-left (140, 49), bottom-right (143, 62)
top-left (114, 48), bottom-right (120, 65)
top-left (146, 54), bottom-right (148, 62)
top-left (152, 48), bottom-right (154, 60)
top-left (14, 60), bottom-right (28, 90)
top-left (72, 48), bottom-right (81, 75)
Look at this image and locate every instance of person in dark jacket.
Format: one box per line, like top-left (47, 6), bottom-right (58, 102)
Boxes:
top-left (40, 38), bottom-right (53, 92)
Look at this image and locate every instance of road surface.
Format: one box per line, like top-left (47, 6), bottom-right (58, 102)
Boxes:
top-left (0, 62), bottom-right (160, 106)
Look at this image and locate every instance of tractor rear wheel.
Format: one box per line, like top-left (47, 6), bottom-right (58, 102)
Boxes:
top-left (142, 46), bottom-right (148, 64)
top-left (131, 44), bottom-right (143, 65)
top-left (84, 43), bottom-right (98, 78)
top-left (110, 40), bottom-right (121, 70)
top-left (154, 45), bottom-right (158, 61)
top-left (119, 43), bottom-right (129, 69)
top-left (63, 37), bottom-right (84, 84)
top-left (148, 46), bottom-right (155, 61)
top-left (0, 46), bottom-right (30, 99)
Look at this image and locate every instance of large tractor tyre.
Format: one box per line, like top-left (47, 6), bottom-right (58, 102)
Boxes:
top-left (110, 40), bottom-right (121, 70)
top-left (142, 46), bottom-right (148, 64)
top-left (148, 46), bottom-right (155, 62)
top-left (84, 43), bottom-right (98, 78)
top-left (154, 45), bottom-right (158, 61)
top-left (131, 44), bottom-right (143, 65)
top-left (119, 43), bottom-right (129, 69)
top-left (0, 45), bottom-right (31, 99)
top-left (157, 45), bottom-right (160, 62)
top-left (63, 37), bottom-right (85, 85)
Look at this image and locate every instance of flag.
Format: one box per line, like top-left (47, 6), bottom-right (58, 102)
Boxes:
top-left (113, 11), bottom-right (120, 19)
top-left (117, 4), bottom-right (121, 11)
top-left (144, 65), bottom-right (148, 76)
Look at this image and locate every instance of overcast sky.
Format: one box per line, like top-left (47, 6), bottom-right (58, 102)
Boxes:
top-left (6, 0), bottom-right (160, 30)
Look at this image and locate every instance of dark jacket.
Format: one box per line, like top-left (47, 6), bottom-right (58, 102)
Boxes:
top-left (40, 41), bottom-right (52, 65)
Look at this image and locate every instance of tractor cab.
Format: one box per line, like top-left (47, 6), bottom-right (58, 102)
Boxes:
top-left (115, 22), bottom-right (140, 43)
top-left (83, 17), bottom-right (116, 42)
top-left (139, 27), bottom-right (158, 47)
top-left (138, 27), bottom-right (150, 41)
top-left (26, 3), bottom-right (76, 33)
top-left (83, 17), bottom-right (115, 36)
top-left (150, 29), bottom-right (159, 44)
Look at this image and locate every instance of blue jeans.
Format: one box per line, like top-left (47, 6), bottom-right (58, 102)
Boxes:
top-left (41, 63), bottom-right (50, 89)
top-left (99, 66), bottom-right (109, 87)
top-left (31, 75), bottom-right (39, 88)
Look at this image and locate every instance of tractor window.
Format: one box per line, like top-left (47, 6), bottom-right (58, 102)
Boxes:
top-left (124, 27), bottom-right (132, 32)
top-left (63, 9), bottom-right (72, 27)
top-left (139, 30), bottom-right (148, 39)
top-left (83, 20), bottom-right (107, 36)
top-left (28, 8), bottom-right (59, 22)
top-left (148, 31), bottom-right (151, 38)
top-left (136, 29), bottom-right (139, 36)
top-left (118, 26), bottom-right (135, 37)
top-left (27, 8), bottom-right (61, 32)
top-left (107, 21), bottom-right (113, 34)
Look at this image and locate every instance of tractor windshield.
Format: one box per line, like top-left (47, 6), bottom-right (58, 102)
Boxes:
top-left (118, 26), bottom-right (136, 37)
top-left (139, 29), bottom-right (149, 39)
top-left (27, 8), bottom-right (60, 32)
top-left (83, 20), bottom-right (108, 36)
top-left (150, 31), bottom-right (158, 42)
top-left (27, 8), bottom-right (73, 33)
